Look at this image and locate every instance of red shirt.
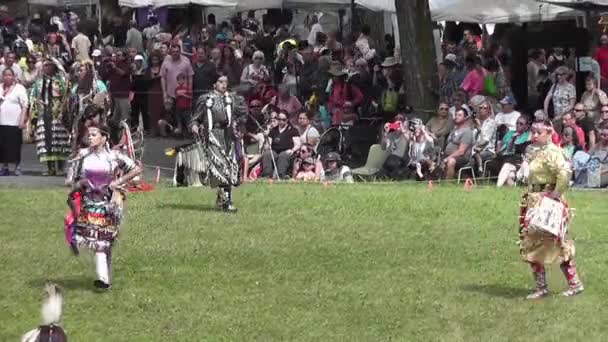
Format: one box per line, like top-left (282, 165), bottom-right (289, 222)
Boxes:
top-left (175, 84), bottom-right (192, 110)
top-left (593, 46), bottom-right (608, 80)
top-left (568, 123), bottom-right (587, 150)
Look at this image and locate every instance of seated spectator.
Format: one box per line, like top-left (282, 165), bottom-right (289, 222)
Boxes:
top-left (261, 110), bottom-right (301, 179)
top-left (581, 75), bottom-right (608, 122)
top-left (295, 157), bottom-right (318, 181)
top-left (495, 95), bottom-right (520, 131)
top-left (449, 90), bottom-right (467, 119)
top-left (572, 102), bottom-right (596, 150)
top-left (319, 152), bottom-right (354, 183)
top-left (426, 102), bottom-right (453, 150)
top-left (561, 126), bottom-right (583, 160)
top-left (572, 123), bottom-right (608, 188)
top-left (496, 116), bottom-right (532, 160)
top-left (472, 100), bottom-right (497, 173)
top-left (379, 113), bottom-right (410, 180)
top-left (291, 144), bottom-right (318, 180)
top-left (598, 105), bottom-right (608, 127)
top-left (497, 144), bottom-right (533, 188)
top-left (561, 111), bottom-right (586, 150)
top-left (296, 111), bottom-right (320, 148)
top-left (269, 83), bottom-right (302, 121)
top-left (407, 119), bottom-right (436, 180)
top-left (442, 107), bottom-right (475, 179)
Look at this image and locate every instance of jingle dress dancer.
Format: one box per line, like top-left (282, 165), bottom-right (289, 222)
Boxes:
top-left (519, 119), bottom-right (584, 299)
top-left (191, 75), bottom-right (244, 212)
top-left (66, 125), bottom-right (141, 289)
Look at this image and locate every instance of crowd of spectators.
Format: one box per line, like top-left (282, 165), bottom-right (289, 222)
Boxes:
top-left (0, 5), bottom-right (606, 187)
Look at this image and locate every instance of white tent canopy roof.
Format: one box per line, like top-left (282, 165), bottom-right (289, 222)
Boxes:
top-left (539, 0), bottom-right (608, 4)
top-left (118, 0), bottom-right (577, 24)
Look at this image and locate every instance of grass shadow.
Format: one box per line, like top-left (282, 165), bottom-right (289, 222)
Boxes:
top-left (28, 276), bottom-right (100, 293)
top-left (157, 203), bottom-right (220, 212)
top-left (461, 283), bottom-right (528, 299)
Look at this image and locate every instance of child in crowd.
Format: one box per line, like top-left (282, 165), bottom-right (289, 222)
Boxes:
top-left (295, 157), bottom-right (318, 181)
top-left (174, 72), bottom-right (192, 136)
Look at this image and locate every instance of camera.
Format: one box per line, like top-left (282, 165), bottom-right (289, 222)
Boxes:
top-left (386, 121), bottom-right (401, 132)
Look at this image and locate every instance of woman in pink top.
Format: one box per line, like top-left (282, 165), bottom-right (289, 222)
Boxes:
top-left (269, 84), bottom-right (303, 121)
top-left (460, 56), bottom-right (486, 99)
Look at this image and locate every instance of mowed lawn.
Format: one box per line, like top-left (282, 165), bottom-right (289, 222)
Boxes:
top-left (1, 183), bottom-right (608, 341)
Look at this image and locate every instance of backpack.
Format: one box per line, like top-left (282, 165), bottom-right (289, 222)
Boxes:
top-left (381, 89), bottom-right (399, 113)
top-left (482, 74), bottom-right (497, 97)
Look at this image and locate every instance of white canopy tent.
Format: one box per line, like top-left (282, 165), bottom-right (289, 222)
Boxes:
top-left (429, 0), bottom-right (577, 23)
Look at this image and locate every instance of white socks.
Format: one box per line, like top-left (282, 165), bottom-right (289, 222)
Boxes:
top-left (95, 252), bottom-right (110, 284)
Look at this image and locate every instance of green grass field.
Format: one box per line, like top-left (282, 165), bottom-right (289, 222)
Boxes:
top-left (1, 183), bottom-right (607, 341)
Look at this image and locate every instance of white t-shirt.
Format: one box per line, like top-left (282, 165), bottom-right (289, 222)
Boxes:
top-left (495, 110), bottom-right (521, 131)
top-left (299, 125), bottom-right (320, 146)
top-left (0, 83), bottom-right (28, 126)
top-left (72, 33), bottom-right (91, 62)
top-left (0, 64), bottom-right (23, 81)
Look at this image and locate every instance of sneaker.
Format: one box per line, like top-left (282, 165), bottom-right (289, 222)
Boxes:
top-left (0, 168), bottom-right (9, 176)
top-left (526, 288), bottom-right (549, 300)
top-left (93, 280), bottom-right (111, 290)
top-left (13, 167), bottom-right (22, 176)
top-left (562, 284), bottom-right (584, 297)
top-left (222, 203), bottom-right (238, 213)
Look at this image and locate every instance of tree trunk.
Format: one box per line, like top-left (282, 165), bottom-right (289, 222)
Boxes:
top-left (395, 0), bottom-right (438, 119)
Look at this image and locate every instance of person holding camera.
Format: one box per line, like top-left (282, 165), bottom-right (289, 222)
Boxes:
top-left (379, 113), bottom-right (410, 180)
top-left (407, 118), bottom-right (436, 180)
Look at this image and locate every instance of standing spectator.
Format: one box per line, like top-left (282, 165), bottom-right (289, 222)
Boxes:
top-left (0, 51), bottom-right (23, 80)
top-left (21, 55), bottom-right (41, 88)
top-left (142, 17), bottom-right (160, 52)
top-left (112, 17), bottom-right (128, 48)
top-left (594, 34), bottom-right (608, 92)
top-left (580, 75), bottom-right (608, 122)
top-left (174, 73), bottom-right (192, 136)
top-left (125, 20), bottom-right (143, 53)
top-left (0, 68), bottom-right (28, 176)
top-left (240, 51), bottom-right (270, 90)
top-left (460, 55), bottom-right (486, 99)
top-left (527, 49), bottom-right (546, 109)
top-left (495, 96), bottom-right (521, 131)
top-left (105, 49), bottom-right (132, 141)
top-left (146, 52), bottom-right (163, 136)
top-left (161, 44), bottom-right (194, 128)
top-left (544, 66), bottom-right (576, 130)
top-left (443, 107), bottom-right (475, 179)
top-left (192, 46), bottom-right (217, 101)
top-left (439, 55), bottom-right (459, 105)
top-left (296, 111), bottom-right (320, 147)
top-left (355, 25), bottom-right (376, 61)
top-left (71, 25), bottom-right (91, 63)
top-left (307, 15), bottom-right (324, 48)
top-left (261, 110), bottom-right (301, 179)
top-left (269, 84), bottom-right (303, 120)
top-left (327, 65), bottom-right (363, 126)
top-left (131, 55), bottom-right (147, 131)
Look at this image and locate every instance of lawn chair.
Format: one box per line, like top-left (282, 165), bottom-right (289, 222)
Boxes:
top-left (352, 144), bottom-right (390, 182)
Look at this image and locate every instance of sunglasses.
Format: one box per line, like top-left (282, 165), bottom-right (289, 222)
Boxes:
top-left (439, 107), bottom-right (449, 110)
top-left (574, 109), bottom-right (584, 112)
top-left (254, 57), bottom-right (263, 60)
top-left (602, 110), bottom-right (608, 113)
top-left (479, 106), bottom-right (489, 109)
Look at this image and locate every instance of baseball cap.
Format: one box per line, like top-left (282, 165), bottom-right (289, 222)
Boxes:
top-left (444, 54), bottom-right (457, 63)
top-left (92, 49), bottom-right (102, 57)
top-left (134, 55), bottom-right (144, 61)
top-left (325, 152), bottom-right (341, 162)
top-left (499, 95), bottom-right (516, 106)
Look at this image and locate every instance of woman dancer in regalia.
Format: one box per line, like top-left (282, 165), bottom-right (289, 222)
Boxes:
top-left (66, 124), bottom-right (141, 289)
top-left (191, 75), bottom-right (244, 212)
top-left (29, 57), bottom-right (71, 176)
top-left (519, 119), bottom-right (583, 299)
